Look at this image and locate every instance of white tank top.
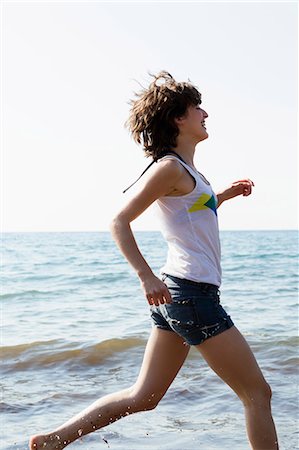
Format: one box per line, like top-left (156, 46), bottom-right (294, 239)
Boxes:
top-left (155, 155), bottom-right (222, 287)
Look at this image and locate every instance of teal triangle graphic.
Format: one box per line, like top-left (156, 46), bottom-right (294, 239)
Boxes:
top-left (205, 195), bottom-right (217, 215)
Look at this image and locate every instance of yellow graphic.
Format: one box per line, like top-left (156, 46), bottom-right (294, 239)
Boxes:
top-left (188, 193), bottom-right (217, 215)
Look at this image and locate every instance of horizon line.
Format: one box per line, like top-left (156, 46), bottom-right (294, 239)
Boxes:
top-left (1, 229), bottom-right (298, 234)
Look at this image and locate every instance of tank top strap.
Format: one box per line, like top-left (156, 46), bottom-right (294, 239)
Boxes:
top-left (158, 155), bottom-right (199, 179)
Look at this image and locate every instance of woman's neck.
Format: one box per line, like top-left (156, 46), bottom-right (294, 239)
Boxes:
top-left (173, 146), bottom-right (197, 169)
top-left (174, 135), bottom-right (198, 168)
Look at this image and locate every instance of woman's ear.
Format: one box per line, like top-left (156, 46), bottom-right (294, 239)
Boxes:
top-left (174, 115), bottom-right (185, 127)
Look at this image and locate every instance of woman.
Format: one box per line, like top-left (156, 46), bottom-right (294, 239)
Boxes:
top-left (30, 71), bottom-right (279, 450)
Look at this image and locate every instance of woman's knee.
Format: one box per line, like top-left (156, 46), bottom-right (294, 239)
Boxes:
top-left (239, 380), bottom-right (272, 408)
top-left (128, 384), bottom-right (163, 412)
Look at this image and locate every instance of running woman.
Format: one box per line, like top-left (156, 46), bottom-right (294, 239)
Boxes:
top-left (30, 71), bottom-right (279, 450)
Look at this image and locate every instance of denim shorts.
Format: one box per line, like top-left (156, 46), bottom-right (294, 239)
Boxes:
top-left (150, 273), bottom-right (234, 346)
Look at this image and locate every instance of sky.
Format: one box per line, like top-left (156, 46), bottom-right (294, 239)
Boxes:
top-left (1, 1), bottom-right (298, 232)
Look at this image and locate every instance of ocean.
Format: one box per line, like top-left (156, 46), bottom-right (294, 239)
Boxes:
top-left (1, 231), bottom-right (298, 450)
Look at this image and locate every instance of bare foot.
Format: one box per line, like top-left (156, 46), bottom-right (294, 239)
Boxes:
top-left (29, 433), bottom-right (69, 450)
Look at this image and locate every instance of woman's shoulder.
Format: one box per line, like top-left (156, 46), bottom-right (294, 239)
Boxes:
top-left (138, 156), bottom-right (187, 198)
top-left (155, 156), bottom-right (186, 177)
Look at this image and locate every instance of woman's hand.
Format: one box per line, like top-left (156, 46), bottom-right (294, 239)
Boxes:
top-left (139, 273), bottom-right (172, 306)
top-left (217, 179), bottom-right (255, 207)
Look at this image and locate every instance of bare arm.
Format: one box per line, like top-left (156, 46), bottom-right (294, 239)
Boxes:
top-left (110, 160), bottom-right (184, 306)
top-left (217, 179), bottom-right (255, 208)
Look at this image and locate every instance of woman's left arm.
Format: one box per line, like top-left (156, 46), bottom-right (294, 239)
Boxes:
top-left (216, 179), bottom-right (255, 208)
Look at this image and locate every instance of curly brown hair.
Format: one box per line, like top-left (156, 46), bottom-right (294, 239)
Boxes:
top-left (125, 71), bottom-right (202, 160)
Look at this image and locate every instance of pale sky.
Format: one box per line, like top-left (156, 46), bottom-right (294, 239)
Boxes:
top-left (2, 1), bottom-right (298, 232)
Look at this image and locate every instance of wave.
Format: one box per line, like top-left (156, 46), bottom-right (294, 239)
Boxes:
top-left (1, 273), bottom-right (131, 300)
top-left (0, 290), bottom-right (54, 300)
top-left (1, 339), bottom-right (61, 358)
top-left (0, 402), bottom-right (28, 413)
top-left (1, 337), bottom-right (145, 372)
top-left (0, 287), bottom-right (79, 301)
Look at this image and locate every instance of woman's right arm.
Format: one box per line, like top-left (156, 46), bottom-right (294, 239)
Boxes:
top-left (110, 159), bottom-right (183, 306)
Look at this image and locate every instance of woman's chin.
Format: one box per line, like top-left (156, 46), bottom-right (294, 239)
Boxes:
top-left (198, 132), bottom-right (209, 142)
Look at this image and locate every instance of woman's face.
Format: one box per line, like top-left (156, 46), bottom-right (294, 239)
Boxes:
top-left (178, 104), bottom-right (209, 142)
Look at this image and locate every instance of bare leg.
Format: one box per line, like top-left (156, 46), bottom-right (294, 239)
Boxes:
top-left (29, 328), bottom-right (189, 449)
top-left (196, 326), bottom-right (279, 450)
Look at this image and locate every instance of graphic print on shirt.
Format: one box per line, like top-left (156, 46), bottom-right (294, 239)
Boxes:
top-left (188, 193), bottom-right (217, 216)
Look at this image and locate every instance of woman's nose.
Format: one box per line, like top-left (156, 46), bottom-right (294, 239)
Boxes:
top-left (203, 109), bottom-right (208, 119)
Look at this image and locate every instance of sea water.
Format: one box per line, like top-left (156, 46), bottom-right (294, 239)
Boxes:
top-left (1, 231), bottom-right (298, 450)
